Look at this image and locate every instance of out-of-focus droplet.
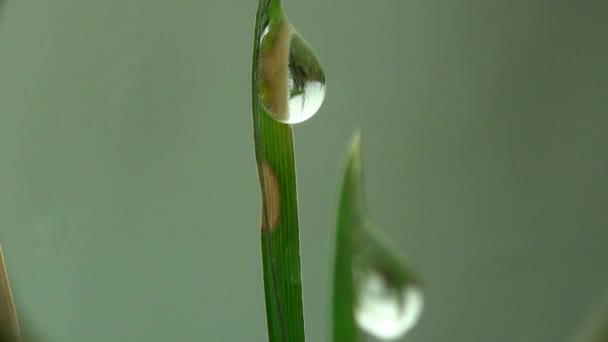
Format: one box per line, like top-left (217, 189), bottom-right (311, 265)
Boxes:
top-left (258, 13), bottom-right (326, 124)
top-left (354, 267), bottom-right (424, 340)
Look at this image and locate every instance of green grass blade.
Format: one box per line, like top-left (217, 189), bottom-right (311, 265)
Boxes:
top-left (251, 1), bottom-right (305, 341)
top-left (571, 292), bottom-right (608, 342)
top-left (331, 131), bottom-right (423, 341)
top-left (331, 133), bottom-right (361, 342)
top-left (0, 244), bottom-right (20, 342)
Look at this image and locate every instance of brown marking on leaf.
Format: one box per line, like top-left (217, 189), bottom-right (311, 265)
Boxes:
top-left (260, 161), bottom-right (280, 232)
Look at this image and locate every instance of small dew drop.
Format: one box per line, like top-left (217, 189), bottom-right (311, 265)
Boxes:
top-left (258, 17), bottom-right (326, 124)
top-left (354, 270), bottom-right (424, 340)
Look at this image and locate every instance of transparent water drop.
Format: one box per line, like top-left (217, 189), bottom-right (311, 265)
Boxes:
top-left (258, 15), bottom-right (326, 124)
top-left (350, 227), bottom-right (424, 341)
top-left (354, 269), bottom-right (424, 340)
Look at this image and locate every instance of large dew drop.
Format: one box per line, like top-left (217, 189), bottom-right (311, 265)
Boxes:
top-left (354, 269), bottom-right (424, 340)
top-left (258, 15), bottom-right (326, 124)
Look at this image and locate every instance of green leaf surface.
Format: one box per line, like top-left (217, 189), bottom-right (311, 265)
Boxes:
top-left (331, 132), bottom-right (423, 341)
top-left (251, 1), bottom-right (305, 341)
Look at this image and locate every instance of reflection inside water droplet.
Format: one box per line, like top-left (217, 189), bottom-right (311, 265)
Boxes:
top-left (286, 63), bottom-right (325, 123)
top-left (258, 16), bottom-right (326, 124)
top-left (354, 270), bottom-right (424, 340)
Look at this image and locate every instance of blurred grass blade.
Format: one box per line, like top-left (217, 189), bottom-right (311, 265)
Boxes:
top-left (571, 292), bottom-right (608, 342)
top-left (0, 244), bottom-right (20, 342)
top-left (330, 133), bottom-right (359, 342)
top-left (1, 9), bottom-right (20, 342)
top-left (251, 0), bottom-right (305, 341)
top-left (331, 131), bottom-right (424, 341)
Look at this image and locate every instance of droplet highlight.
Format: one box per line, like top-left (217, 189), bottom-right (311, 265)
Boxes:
top-left (258, 15), bottom-right (326, 124)
top-left (354, 269), bottom-right (424, 340)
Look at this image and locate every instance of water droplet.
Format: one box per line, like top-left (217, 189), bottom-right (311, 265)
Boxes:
top-left (258, 15), bottom-right (326, 124)
top-left (354, 269), bottom-right (424, 340)
top-left (350, 228), bottom-right (424, 340)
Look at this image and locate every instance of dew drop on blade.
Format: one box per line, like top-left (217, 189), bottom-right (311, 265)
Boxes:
top-left (258, 16), bottom-right (326, 124)
top-left (354, 269), bottom-right (424, 340)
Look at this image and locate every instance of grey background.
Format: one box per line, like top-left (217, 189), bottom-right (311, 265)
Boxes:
top-left (1, 0), bottom-right (607, 341)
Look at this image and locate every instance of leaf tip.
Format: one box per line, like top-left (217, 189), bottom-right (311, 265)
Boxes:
top-left (347, 129), bottom-right (363, 172)
top-left (350, 129), bottom-right (362, 150)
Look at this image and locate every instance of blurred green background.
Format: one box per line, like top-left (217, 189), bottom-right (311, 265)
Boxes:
top-left (1, 0), bottom-right (607, 341)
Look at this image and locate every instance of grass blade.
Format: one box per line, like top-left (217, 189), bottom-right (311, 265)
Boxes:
top-left (571, 292), bottom-right (608, 342)
top-left (0, 244), bottom-right (20, 342)
top-left (331, 133), bottom-right (362, 342)
top-left (1, 9), bottom-right (20, 342)
top-left (251, 1), bottom-right (305, 341)
top-left (331, 132), bottom-right (423, 341)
